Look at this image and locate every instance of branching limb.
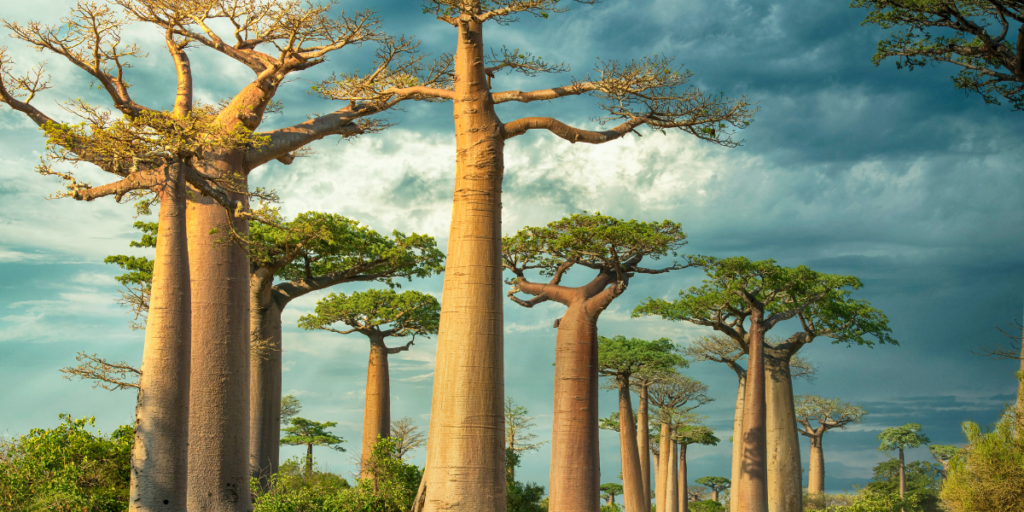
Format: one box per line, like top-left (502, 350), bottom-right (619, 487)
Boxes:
top-left (0, 48), bottom-right (57, 126)
top-left (386, 338), bottom-right (415, 354)
top-left (60, 352), bottom-right (140, 391)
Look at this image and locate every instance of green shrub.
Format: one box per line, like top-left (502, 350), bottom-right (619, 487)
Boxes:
top-left (0, 414), bottom-right (133, 512)
top-left (804, 491), bottom-right (856, 510)
top-left (822, 490), bottom-right (922, 512)
top-left (690, 499), bottom-right (726, 512)
top-left (941, 406), bottom-right (1024, 512)
top-left (505, 448), bottom-right (547, 512)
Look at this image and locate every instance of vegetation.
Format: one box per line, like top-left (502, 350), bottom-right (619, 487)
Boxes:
top-left (504, 449), bottom-right (547, 512)
top-left (941, 407), bottom-right (1024, 511)
top-left (877, 424), bottom-right (931, 501)
top-left (279, 418), bottom-right (346, 476)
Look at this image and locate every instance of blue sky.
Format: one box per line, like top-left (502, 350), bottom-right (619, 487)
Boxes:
top-left (1, 0), bottom-right (1022, 496)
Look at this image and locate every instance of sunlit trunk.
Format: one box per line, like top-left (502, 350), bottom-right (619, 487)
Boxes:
top-left (618, 377), bottom-right (646, 512)
top-left (249, 277), bottom-right (282, 491)
top-left (638, 385), bottom-right (651, 512)
top-left (679, 443), bottom-right (688, 512)
top-left (731, 372), bottom-right (746, 512)
top-left (657, 422), bottom-right (671, 512)
top-left (807, 435), bottom-right (824, 494)
top-left (737, 313), bottom-right (768, 512)
top-left (361, 339), bottom-right (391, 479)
top-left (186, 154), bottom-right (251, 512)
top-left (548, 301), bottom-right (600, 512)
top-left (766, 350), bottom-right (802, 512)
top-left (666, 438), bottom-right (678, 512)
top-left (130, 165), bottom-right (190, 512)
top-left (421, 17), bottom-right (506, 512)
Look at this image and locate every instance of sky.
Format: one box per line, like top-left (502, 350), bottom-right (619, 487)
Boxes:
top-left (1, 0), bottom-right (1023, 497)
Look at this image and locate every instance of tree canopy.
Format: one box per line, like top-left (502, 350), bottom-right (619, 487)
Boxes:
top-left (597, 335), bottom-right (686, 380)
top-left (504, 397), bottom-right (546, 455)
top-left (852, 0), bottom-right (1024, 110)
top-left (281, 395), bottom-right (302, 426)
top-left (280, 418), bottom-right (346, 453)
top-left (795, 394), bottom-right (868, 435)
top-left (297, 289), bottom-right (440, 340)
top-left (879, 423), bottom-right (931, 452)
top-left (941, 408), bottom-right (1024, 511)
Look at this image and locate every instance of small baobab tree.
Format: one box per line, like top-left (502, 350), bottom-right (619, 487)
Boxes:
top-left (280, 417), bottom-right (346, 476)
top-left (503, 213), bottom-right (689, 511)
top-left (391, 416), bottom-right (427, 461)
top-left (298, 289), bottom-right (440, 480)
top-left (646, 373), bottom-right (712, 512)
top-left (695, 476), bottom-right (730, 503)
top-left (878, 423), bottom-right (931, 502)
top-left (794, 395), bottom-right (867, 495)
top-left (598, 335), bottom-right (686, 512)
top-left (674, 424), bottom-right (719, 512)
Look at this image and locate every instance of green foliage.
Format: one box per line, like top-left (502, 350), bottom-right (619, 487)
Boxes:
top-left (597, 335), bottom-right (687, 379)
top-left (796, 395), bottom-right (868, 433)
top-left (821, 490), bottom-right (923, 512)
top-left (690, 500), bottom-right (726, 512)
top-left (253, 211), bottom-right (445, 286)
top-left (505, 447), bottom-right (547, 512)
top-left (804, 491), bottom-right (856, 511)
top-left (600, 503), bottom-right (623, 512)
top-left (281, 395), bottom-right (302, 426)
top-left (0, 414), bottom-right (132, 512)
top-left (941, 407), bottom-right (1024, 511)
top-left (851, 0), bottom-right (1024, 110)
top-left (297, 289), bottom-right (440, 338)
top-left (928, 444), bottom-right (958, 463)
top-left (695, 475), bottom-right (730, 492)
top-left (865, 460), bottom-right (942, 511)
top-left (253, 438), bottom-right (423, 512)
top-left (505, 397), bottom-right (546, 455)
top-left (103, 221), bottom-right (157, 289)
top-left (280, 417), bottom-right (345, 475)
top-left (502, 212), bottom-right (687, 277)
top-left (633, 256), bottom-right (894, 348)
top-left (676, 424), bottom-right (719, 447)
top-left (877, 423), bottom-right (930, 452)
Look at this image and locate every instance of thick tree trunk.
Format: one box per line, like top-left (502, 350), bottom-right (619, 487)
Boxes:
top-left (765, 351), bottom-right (802, 512)
top-left (679, 443), bottom-right (688, 512)
top-left (186, 155), bottom-right (252, 512)
top-left (306, 443), bottom-right (313, 475)
top-left (713, 489), bottom-right (719, 502)
top-left (638, 385), bottom-right (652, 512)
top-left (130, 166), bottom-right (190, 512)
top-left (361, 339), bottom-right (392, 479)
top-left (249, 278), bottom-right (283, 491)
top-left (618, 377), bottom-right (646, 512)
top-left (737, 314), bottom-right (768, 512)
top-left (421, 18), bottom-right (506, 512)
top-left (657, 422), bottom-right (671, 512)
top-left (807, 435), bottom-right (824, 495)
top-left (548, 302), bottom-right (600, 512)
top-left (666, 438), bottom-right (678, 512)
top-left (731, 370), bottom-right (746, 512)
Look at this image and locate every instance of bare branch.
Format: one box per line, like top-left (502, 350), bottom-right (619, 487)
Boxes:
top-left (60, 352), bottom-right (140, 391)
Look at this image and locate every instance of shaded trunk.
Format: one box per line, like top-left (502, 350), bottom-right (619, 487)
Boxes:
top-left (898, 448), bottom-right (905, 498)
top-left (657, 422), bottom-right (671, 512)
top-left (737, 313), bottom-right (768, 512)
top-left (765, 350), bottom-right (802, 512)
top-left (548, 302), bottom-right (600, 512)
top-left (130, 165), bottom-right (190, 512)
top-left (361, 340), bottom-right (392, 480)
top-left (713, 489), bottom-right (720, 503)
top-left (638, 385), bottom-right (651, 512)
top-left (421, 18), bottom-right (506, 512)
top-left (249, 278), bottom-right (282, 491)
top-left (306, 443), bottom-right (313, 476)
top-left (807, 435), bottom-right (824, 495)
top-left (679, 443), bottom-right (688, 512)
top-left (731, 372), bottom-right (746, 512)
top-left (618, 377), bottom-right (646, 512)
top-left (186, 155), bottom-right (252, 512)
top-left (666, 438), bottom-right (678, 512)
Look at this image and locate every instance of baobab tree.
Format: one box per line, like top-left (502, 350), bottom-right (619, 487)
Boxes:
top-left (681, 334), bottom-right (817, 512)
top-left (598, 335), bottom-right (686, 512)
top-left (675, 425), bottom-right (719, 512)
top-left (647, 373), bottom-right (713, 512)
top-left (298, 289), bottom-right (440, 480)
top-left (600, 483), bottom-right (624, 507)
top-left (392, 417), bottom-right (427, 461)
top-left (248, 211), bottom-right (443, 487)
top-left (929, 444), bottom-right (958, 479)
top-left (1, 1), bottom-right (449, 509)
top-left (794, 394), bottom-right (868, 495)
top-left (280, 417), bottom-right (346, 476)
top-left (504, 397), bottom-right (546, 482)
top-left (322, 2), bottom-right (756, 508)
top-left (878, 423), bottom-right (931, 502)
top-left (503, 213), bottom-right (689, 510)
top-left (634, 257), bottom-right (892, 512)
top-left (694, 477), bottom-right (730, 503)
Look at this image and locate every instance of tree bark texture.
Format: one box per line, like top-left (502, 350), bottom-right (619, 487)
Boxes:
top-left (807, 435), bottom-right (824, 495)
top-left (737, 312), bottom-right (768, 512)
top-left (638, 385), bottom-right (652, 512)
top-left (898, 448), bottom-right (905, 498)
top-left (361, 339), bottom-right (392, 479)
top-left (421, 18), bottom-right (507, 512)
top-left (657, 422), bottom-right (671, 512)
top-left (618, 377), bottom-right (647, 512)
top-left (187, 154), bottom-right (252, 512)
top-left (249, 276), bottom-right (282, 491)
top-left (130, 166), bottom-right (190, 512)
top-left (679, 443), bottom-right (688, 512)
top-left (666, 438), bottom-right (678, 512)
top-left (547, 302), bottom-right (600, 512)
top-left (306, 443), bottom-right (313, 475)
top-left (730, 372), bottom-right (746, 512)
top-left (765, 350), bottom-right (803, 512)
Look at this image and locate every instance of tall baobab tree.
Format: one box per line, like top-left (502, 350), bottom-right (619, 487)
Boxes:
top-left (675, 424), bottom-right (719, 512)
top-left (794, 395), bottom-right (868, 495)
top-left (681, 335), bottom-right (816, 512)
top-left (878, 423), bottom-right (931, 503)
top-left (248, 211), bottom-right (443, 488)
top-left (634, 257), bottom-right (892, 512)
top-left (1, 1), bottom-right (449, 509)
top-left (647, 373), bottom-right (712, 512)
top-left (503, 213), bottom-right (689, 511)
top-left (298, 289), bottom-right (440, 480)
top-left (598, 335), bottom-right (686, 512)
top-left (321, 2), bottom-right (756, 508)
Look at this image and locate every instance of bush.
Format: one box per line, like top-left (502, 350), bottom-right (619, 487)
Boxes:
top-left (0, 414), bottom-right (133, 512)
top-left (821, 490), bottom-right (922, 512)
top-left (941, 405), bottom-right (1024, 512)
top-left (690, 499), bottom-right (726, 512)
top-left (804, 491), bottom-right (856, 510)
top-left (505, 448), bottom-right (547, 512)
